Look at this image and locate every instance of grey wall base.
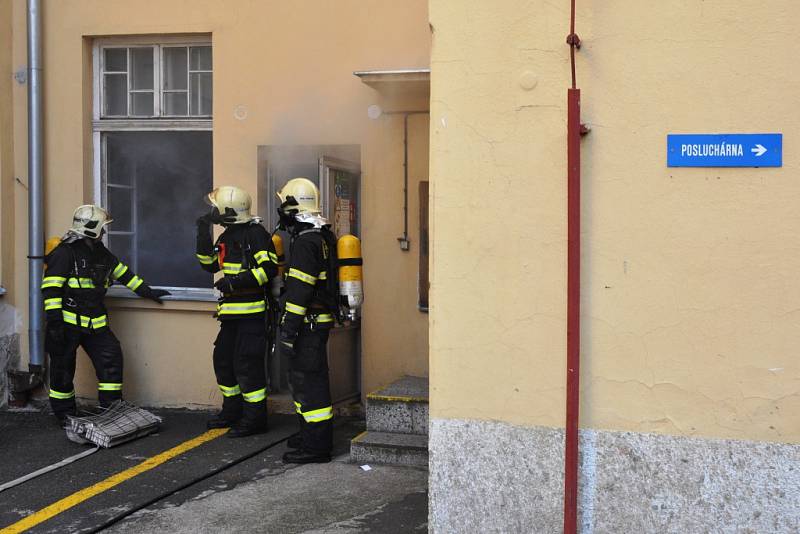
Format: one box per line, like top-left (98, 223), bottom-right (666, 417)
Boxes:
top-left (429, 418), bottom-right (800, 533)
top-left (0, 333), bottom-right (20, 408)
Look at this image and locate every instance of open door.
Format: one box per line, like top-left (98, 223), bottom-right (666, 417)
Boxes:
top-left (257, 146), bottom-right (362, 403)
top-left (319, 156), bottom-right (361, 403)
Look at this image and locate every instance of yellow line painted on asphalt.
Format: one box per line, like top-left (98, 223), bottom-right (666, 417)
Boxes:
top-left (0, 428), bottom-right (228, 534)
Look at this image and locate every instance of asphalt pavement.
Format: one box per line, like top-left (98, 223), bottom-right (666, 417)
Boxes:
top-left (0, 407), bottom-right (428, 533)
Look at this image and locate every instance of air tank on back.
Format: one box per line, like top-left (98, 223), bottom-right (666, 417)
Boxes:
top-left (337, 234), bottom-right (363, 321)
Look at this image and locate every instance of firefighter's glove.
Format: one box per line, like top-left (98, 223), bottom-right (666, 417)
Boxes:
top-left (214, 275), bottom-right (243, 295)
top-left (140, 287), bottom-right (171, 304)
top-left (45, 318), bottom-right (65, 355)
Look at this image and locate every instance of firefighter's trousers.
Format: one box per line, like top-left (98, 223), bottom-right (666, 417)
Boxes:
top-left (48, 327), bottom-right (123, 416)
top-left (288, 324), bottom-right (333, 454)
top-left (213, 318), bottom-right (268, 419)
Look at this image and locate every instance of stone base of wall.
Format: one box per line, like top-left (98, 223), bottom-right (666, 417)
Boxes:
top-left (0, 332), bottom-right (20, 408)
top-left (430, 418), bottom-right (800, 533)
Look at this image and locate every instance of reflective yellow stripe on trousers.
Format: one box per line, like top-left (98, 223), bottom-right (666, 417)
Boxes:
top-left (218, 384), bottom-right (241, 397)
top-left (299, 405), bottom-right (333, 423)
top-left (242, 388), bottom-right (267, 403)
top-left (49, 388), bottom-right (75, 400)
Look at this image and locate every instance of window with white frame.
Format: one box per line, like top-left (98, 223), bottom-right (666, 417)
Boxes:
top-left (100, 44), bottom-right (212, 118)
top-left (94, 38), bottom-right (214, 299)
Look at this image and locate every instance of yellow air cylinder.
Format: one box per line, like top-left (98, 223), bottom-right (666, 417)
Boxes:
top-left (337, 234), bottom-right (363, 320)
top-left (270, 233), bottom-right (286, 298)
top-left (44, 236), bottom-right (62, 268)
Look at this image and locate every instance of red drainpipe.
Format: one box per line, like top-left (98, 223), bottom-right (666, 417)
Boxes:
top-left (564, 1), bottom-right (584, 532)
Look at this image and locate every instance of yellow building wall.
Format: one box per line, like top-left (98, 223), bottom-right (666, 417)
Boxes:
top-left (429, 0), bottom-right (800, 443)
top-left (0, 0), bottom-right (13, 297)
top-left (362, 111), bottom-right (430, 392)
top-left (8, 0), bottom-right (430, 406)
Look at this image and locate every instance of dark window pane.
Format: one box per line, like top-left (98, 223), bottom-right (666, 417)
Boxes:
top-left (164, 92), bottom-right (188, 116)
top-left (104, 131), bottom-right (213, 289)
top-left (107, 233), bottom-right (134, 273)
top-left (106, 137), bottom-right (134, 185)
top-left (189, 46), bottom-right (212, 70)
top-left (107, 186), bottom-right (133, 232)
top-left (190, 72), bottom-right (212, 116)
top-left (104, 74), bottom-right (127, 116)
top-left (104, 48), bottom-right (127, 72)
top-left (131, 92), bottom-right (154, 116)
top-left (130, 47), bottom-right (154, 90)
top-left (163, 47), bottom-right (188, 90)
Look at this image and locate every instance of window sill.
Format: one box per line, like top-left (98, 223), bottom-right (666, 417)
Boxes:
top-left (93, 118), bottom-right (212, 131)
top-left (106, 286), bottom-right (218, 313)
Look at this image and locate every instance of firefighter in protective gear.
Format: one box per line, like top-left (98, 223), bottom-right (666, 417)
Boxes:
top-left (196, 186), bottom-right (278, 438)
top-left (276, 178), bottom-right (337, 464)
top-left (43, 205), bottom-right (170, 423)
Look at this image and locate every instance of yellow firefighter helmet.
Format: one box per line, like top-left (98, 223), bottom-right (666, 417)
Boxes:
top-left (276, 177), bottom-right (321, 216)
top-left (70, 204), bottom-right (113, 239)
top-left (206, 186), bottom-right (254, 224)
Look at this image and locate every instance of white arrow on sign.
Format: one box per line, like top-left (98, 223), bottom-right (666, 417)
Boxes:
top-left (751, 144), bottom-right (767, 157)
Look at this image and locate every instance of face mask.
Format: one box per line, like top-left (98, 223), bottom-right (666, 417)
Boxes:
top-left (276, 209), bottom-right (296, 231)
top-left (276, 196), bottom-right (300, 230)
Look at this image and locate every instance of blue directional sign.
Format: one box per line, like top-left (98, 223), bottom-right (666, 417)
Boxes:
top-left (667, 133), bottom-right (782, 167)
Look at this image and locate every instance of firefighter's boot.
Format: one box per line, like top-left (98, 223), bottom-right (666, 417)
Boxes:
top-left (207, 395), bottom-right (243, 429)
top-left (227, 400), bottom-right (268, 438)
top-left (53, 407), bottom-right (77, 428)
top-left (282, 449), bottom-right (331, 464)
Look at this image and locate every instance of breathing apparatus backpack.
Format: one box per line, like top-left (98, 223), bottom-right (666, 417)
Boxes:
top-left (297, 227), bottom-right (364, 324)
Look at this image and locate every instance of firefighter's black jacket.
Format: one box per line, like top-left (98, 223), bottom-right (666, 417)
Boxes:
top-left (42, 237), bottom-right (157, 331)
top-left (196, 221), bottom-right (278, 320)
top-left (280, 225), bottom-right (338, 342)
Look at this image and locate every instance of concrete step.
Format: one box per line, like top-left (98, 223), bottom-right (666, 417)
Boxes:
top-left (350, 431), bottom-right (428, 468)
top-left (366, 376), bottom-right (429, 435)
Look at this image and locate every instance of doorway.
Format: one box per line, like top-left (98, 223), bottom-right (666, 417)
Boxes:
top-left (258, 145), bottom-right (362, 404)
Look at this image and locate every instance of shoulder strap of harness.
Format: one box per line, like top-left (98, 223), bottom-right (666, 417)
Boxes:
top-left (319, 227), bottom-right (343, 323)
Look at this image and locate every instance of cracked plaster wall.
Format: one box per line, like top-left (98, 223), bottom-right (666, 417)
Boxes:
top-left (428, 0), bottom-right (800, 443)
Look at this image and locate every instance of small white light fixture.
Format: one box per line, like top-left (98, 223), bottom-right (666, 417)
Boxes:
top-left (367, 104), bottom-right (383, 120)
